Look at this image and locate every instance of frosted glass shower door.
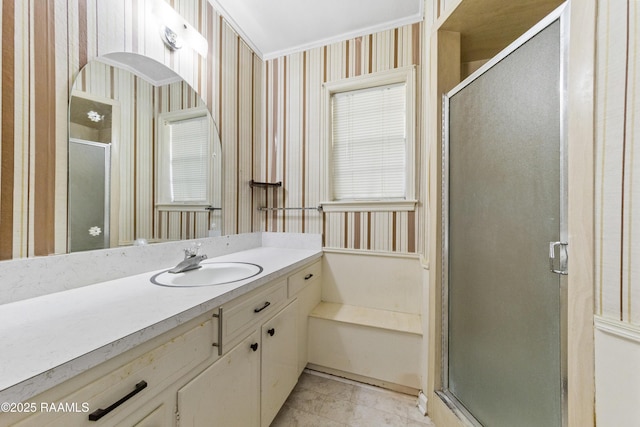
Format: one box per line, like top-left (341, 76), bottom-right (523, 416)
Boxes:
top-left (443, 12), bottom-right (567, 427)
top-left (68, 139), bottom-right (111, 252)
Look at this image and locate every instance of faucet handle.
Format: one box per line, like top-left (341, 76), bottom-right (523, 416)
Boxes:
top-left (183, 243), bottom-right (202, 258)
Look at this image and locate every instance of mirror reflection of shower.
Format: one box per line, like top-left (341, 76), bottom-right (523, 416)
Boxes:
top-left (68, 96), bottom-right (114, 252)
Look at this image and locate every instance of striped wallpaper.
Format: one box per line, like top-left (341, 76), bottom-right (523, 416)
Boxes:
top-left (10, 0), bottom-right (623, 278)
top-left (430, 0), bottom-right (640, 326)
top-left (595, 0), bottom-right (640, 326)
top-left (0, 0), bottom-right (424, 261)
top-left (0, 0), bottom-right (262, 260)
top-left (260, 23), bottom-right (424, 254)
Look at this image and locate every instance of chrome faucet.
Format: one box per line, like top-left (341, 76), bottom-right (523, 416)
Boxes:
top-left (169, 244), bottom-right (208, 273)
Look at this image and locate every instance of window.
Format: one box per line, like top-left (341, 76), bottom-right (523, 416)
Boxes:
top-left (157, 107), bottom-right (213, 208)
top-left (323, 66), bottom-right (416, 212)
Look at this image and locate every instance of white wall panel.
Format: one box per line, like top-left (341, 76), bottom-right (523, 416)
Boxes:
top-left (595, 317), bottom-right (640, 426)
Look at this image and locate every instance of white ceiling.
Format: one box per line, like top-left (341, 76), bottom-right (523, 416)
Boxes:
top-left (209, 0), bottom-right (423, 60)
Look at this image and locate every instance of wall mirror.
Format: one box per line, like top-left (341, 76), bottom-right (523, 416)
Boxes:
top-left (68, 52), bottom-right (222, 253)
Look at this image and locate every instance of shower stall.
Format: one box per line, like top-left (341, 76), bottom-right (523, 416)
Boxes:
top-left (441, 5), bottom-right (568, 426)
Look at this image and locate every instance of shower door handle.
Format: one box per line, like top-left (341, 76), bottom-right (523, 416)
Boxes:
top-left (549, 241), bottom-right (568, 275)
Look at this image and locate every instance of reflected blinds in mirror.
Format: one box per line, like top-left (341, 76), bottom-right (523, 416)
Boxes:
top-left (168, 116), bottom-right (210, 203)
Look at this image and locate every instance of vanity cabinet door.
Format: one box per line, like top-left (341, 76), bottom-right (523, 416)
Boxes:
top-left (288, 261), bottom-right (322, 374)
top-left (260, 300), bottom-right (298, 427)
top-left (130, 403), bottom-right (169, 427)
top-left (222, 280), bottom-right (287, 349)
top-left (177, 330), bottom-right (260, 427)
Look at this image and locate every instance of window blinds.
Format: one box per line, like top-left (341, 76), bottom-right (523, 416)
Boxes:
top-left (168, 115), bottom-right (209, 203)
top-left (331, 83), bottom-right (406, 200)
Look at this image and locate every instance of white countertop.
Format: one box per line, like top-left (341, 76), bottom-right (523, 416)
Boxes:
top-left (0, 246), bottom-right (322, 403)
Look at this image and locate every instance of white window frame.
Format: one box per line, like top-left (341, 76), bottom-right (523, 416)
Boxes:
top-left (156, 107), bottom-right (213, 210)
top-left (321, 65), bottom-right (417, 212)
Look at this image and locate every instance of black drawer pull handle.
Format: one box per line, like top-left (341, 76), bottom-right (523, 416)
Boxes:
top-left (254, 301), bottom-right (271, 313)
top-left (304, 273), bottom-right (314, 280)
top-left (267, 328), bottom-right (275, 336)
top-left (251, 342), bottom-right (259, 351)
top-left (88, 380), bottom-right (148, 421)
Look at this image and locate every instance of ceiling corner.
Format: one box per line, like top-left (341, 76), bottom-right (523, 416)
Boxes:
top-left (207, 0), bottom-right (265, 59)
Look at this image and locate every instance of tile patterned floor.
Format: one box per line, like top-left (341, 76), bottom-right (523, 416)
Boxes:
top-left (270, 370), bottom-right (436, 427)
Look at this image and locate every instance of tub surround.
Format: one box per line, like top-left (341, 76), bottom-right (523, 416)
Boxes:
top-left (0, 233), bottom-right (322, 404)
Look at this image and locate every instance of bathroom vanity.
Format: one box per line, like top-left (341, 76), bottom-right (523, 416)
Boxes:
top-left (0, 236), bottom-right (322, 427)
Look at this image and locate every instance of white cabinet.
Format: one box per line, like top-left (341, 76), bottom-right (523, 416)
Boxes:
top-left (130, 403), bottom-right (170, 427)
top-left (5, 258), bottom-right (321, 427)
top-left (177, 300), bottom-right (299, 427)
top-left (287, 260), bottom-right (322, 375)
top-left (260, 300), bottom-right (298, 427)
top-left (222, 280), bottom-right (288, 350)
top-left (9, 313), bottom-right (215, 427)
top-left (177, 331), bottom-right (260, 427)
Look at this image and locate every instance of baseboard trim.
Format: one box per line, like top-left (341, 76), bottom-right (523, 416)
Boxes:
top-left (417, 391), bottom-right (428, 415)
top-left (305, 364), bottom-right (420, 396)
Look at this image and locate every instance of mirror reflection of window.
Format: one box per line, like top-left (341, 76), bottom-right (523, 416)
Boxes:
top-left (168, 115), bottom-right (209, 203)
top-left (157, 108), bottom-right (214, 208)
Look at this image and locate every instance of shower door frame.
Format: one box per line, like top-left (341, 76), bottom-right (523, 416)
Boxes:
top-left (440, 4), bottom-right (569, 426)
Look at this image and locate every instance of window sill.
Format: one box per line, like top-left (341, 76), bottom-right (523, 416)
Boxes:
top-left (321, 200), bottom-right (417, 212)
top-left (156, 204), bottom-right (212, 212)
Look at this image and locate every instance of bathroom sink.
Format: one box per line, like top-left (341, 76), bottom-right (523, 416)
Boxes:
top-left (150, 262), bottom-right (263, 287)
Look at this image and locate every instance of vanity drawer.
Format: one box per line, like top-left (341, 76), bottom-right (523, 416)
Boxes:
top-left (288, 261), bottom-right (322, 297)
top-left (223, 280), bottom-right (287, 343)
top-left (13, 317), bottom-right (214, 427)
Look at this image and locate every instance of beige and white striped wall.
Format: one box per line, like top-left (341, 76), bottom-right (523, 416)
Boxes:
top-left (259, 23), bottom-right (424, 255)
top-left (0, 0), bottom-right (425, 260)
top-left (595, 0), bottom-right (640, 327)
top-left (0, 0), bottom-right (262, 260)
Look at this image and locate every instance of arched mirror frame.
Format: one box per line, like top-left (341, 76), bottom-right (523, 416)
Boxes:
top-left (68, 52), bottom-right (222, 253)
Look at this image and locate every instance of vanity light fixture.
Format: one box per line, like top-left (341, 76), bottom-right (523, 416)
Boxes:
top-left (150, 0), bottom-right (208, 57)
top-left (161, 25), bottom-right (183, 51)
top-left (87, 110), bottom-right (104, 123)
